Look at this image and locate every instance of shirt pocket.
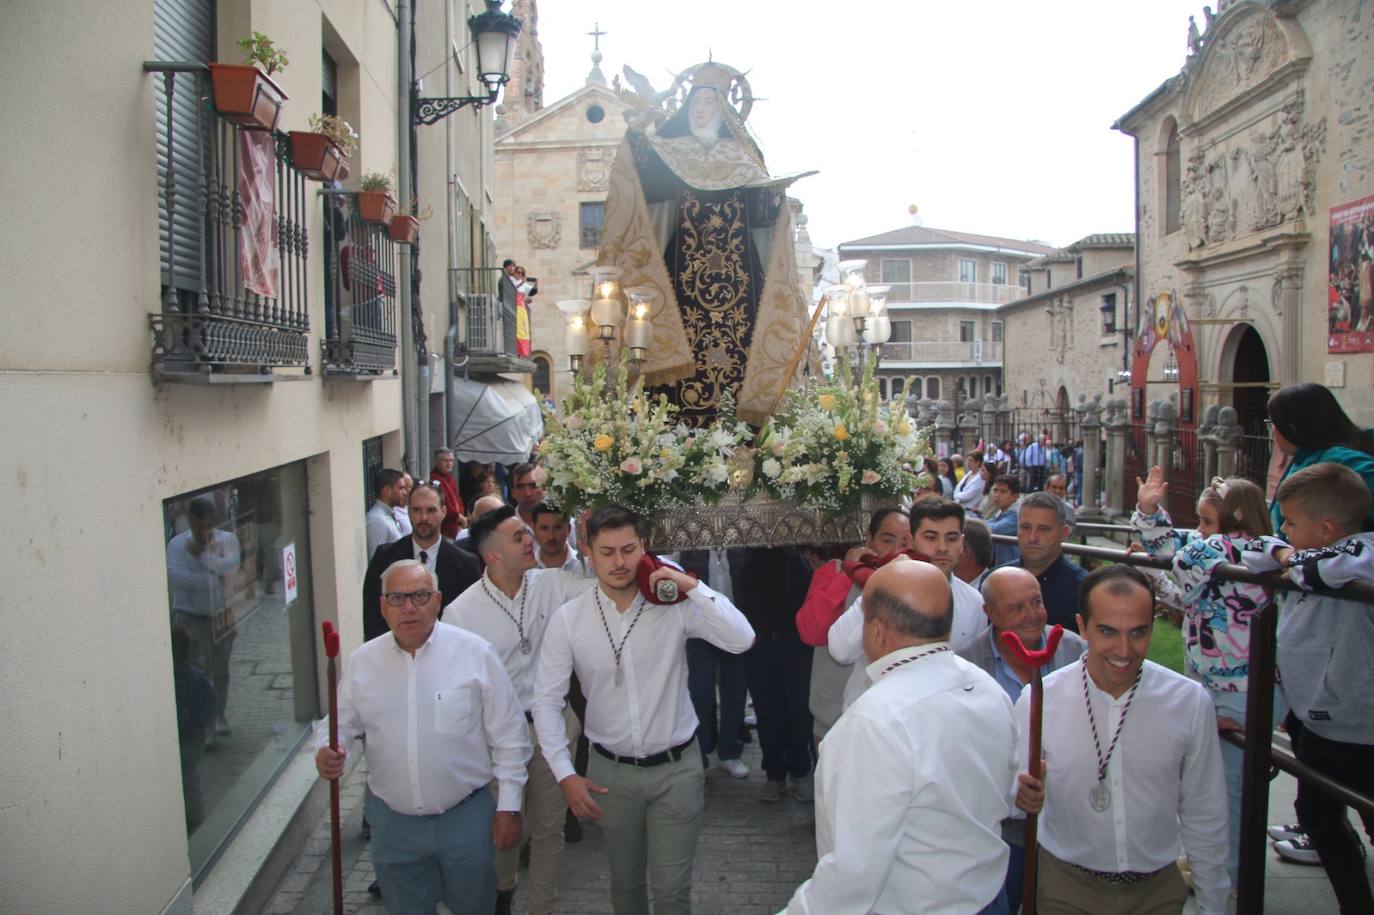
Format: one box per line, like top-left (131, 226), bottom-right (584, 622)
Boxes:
top-left (434, 685), bottom-right (478, 735)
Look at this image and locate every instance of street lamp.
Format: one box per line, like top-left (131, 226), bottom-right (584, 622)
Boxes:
top-left (562, 268), bottom-right (656, 382)
top-left (415, 0), bottom-right (522, 125)
top-left (557, 299), bottom-right (591, 372)
top-left (825, 262), bottom-right (891, 374)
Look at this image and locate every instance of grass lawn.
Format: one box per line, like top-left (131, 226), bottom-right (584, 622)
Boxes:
top-left (1148, 617), bottom-right (1186, 673)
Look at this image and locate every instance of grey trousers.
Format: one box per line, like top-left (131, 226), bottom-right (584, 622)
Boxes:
top-left (587, 741), bottom-right (705, 915)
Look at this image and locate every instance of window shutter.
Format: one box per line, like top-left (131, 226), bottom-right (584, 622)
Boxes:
top-left (153, 0), bottom-right (214, 293)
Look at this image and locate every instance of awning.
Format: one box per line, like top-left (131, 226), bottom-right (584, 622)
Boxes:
top-left (448, 378), bottom-right (545, 464)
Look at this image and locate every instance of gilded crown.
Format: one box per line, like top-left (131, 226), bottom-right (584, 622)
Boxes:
top-left (688, 63), bottom-right (734, 99)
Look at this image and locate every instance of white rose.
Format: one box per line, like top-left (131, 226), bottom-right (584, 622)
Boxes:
top-left (762, 458), bottom-right (782, 479)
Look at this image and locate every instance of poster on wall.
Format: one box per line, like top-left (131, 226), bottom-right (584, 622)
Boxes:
top-left (1328, 194), bottom-right (1374, 353)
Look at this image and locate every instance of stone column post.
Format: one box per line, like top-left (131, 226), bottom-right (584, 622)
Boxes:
top-left (959, 400), bottom-right (981, 453)
top-left (1103, 397), bottom-right (1130, 518)
top-left (1151, 401), bottom-right (1178, 479)
top-left (1214, 405), bottom-right (1242, 479)
top-left (981, 395), bottom-right (999, 451)
top-left (1078, 395), bottom-right (1104, 519)
top-left (935, 399), bottom-right (955, 458)
top-left (1197, 404), bottom-right (1220, 482)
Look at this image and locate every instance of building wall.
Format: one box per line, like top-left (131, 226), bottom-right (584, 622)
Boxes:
top-left (0, 2), bottom-right (402, 911)
top-left (492, 85), bottom-right (634, 402)
top-left (1123, 0), bottom-right (1374, 425)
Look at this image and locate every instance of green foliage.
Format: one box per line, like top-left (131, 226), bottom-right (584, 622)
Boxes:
top-left (358, 171), bottom-right (394, 194)
top-left (307, 114), bottom-right (358, 155)
top-left (1147, 617), bottom-right (1185, 673)
top-left (237, 32), bottom-right (288, 76)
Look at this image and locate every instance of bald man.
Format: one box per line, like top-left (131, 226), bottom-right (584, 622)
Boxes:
top-left (786, 561), bottom-right (1017, 915)
top-left (455, 494), bottom-right (508, 557)
top-left (958, 566), bottom-right (1086, 911)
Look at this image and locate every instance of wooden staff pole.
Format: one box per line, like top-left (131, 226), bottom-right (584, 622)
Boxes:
top-left (767, 295), bottom-right (828, 419)
top-left (321, 621), bottom-right (343, 915)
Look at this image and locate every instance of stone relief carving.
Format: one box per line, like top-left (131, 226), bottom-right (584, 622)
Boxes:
top-left (1191, 11), bottom-right (1288, 124)
top-left (1047, 300), bottom-right (1073, 363)
top-left (1182, 99), bottom-right (1325, 250)
top-left (576, 147), bottom-right (614, 192)
top-left (527, 210), bottom-right (561, 249)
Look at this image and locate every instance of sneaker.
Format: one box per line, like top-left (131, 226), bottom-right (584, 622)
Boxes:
top-left (788, 772), bottom-right (814, 802)
top-left (721, 758), bottom-right (749, 779)
top-left (1274, 835), bottom-right (1322, 866)
top-left (760, 779), bottom-right (786, 803)
top-left (1267, 822), bottom-right (1304, 842)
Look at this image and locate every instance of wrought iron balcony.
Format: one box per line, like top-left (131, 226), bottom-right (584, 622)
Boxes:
top-left (321, 193), bottom-right (398, 376)
top-left (449, 267), bottom-right (534, 374)
top-left (146, 63), bottom-right (311, 381)
top-left (879, 339), bottom-right (1004, 366)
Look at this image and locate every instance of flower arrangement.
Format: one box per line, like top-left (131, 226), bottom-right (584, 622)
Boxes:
top-left (307, 113), bottom-right (358, 155)
top-left (539, 356), bottom-right (750, 517)
top-left (752, 357), bottom-right (928, 514)
top-left (540, 353), bottom-right (929, 519)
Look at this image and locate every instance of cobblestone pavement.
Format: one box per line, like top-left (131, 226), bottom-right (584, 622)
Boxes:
top-left (264, 735), bottom-right (818, 915)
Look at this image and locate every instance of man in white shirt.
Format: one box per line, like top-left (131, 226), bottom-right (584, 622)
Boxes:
top-left (393, 472), bottom-right (413, 536)
top-left (531, 502), bottom-right (587, 575)
top-left (531, 506), bottom-right (755, 915)
top-left (954, 449), bottom-right (988, 518)
top-left (786, 559), bottom-right (1017, 915)
top-left (315, 559), bottom-right (531, 915)
top-left (167, 497), bottom-right (242, 739)
top-left (1014, 564), bottom-right (1229, 915)
top-left (365, 468), bottom-right (405, 560)
top-left (442, 506), bottom-right (596, 915)
top-left (828, 499), bottom-right (986, 711)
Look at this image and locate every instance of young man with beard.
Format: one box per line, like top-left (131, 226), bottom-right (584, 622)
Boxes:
top-left (530, 506), bottom-right (754, 915)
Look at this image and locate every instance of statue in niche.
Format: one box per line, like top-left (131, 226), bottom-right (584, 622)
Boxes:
top-left (1275, 104), bottom-right (1304, 221)
top-left (1182, 148), bottom-right (1209, 250)
top-left (1206, 158), bottom-right (1232, 244)
top-left (600, 61), bottom-right (816, 425)
top-left (1247, 127), bottom-right (1280, 229)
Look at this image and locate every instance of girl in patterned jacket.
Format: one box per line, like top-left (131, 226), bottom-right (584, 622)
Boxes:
top-left (1131, 466), bottom-right (1274, 886)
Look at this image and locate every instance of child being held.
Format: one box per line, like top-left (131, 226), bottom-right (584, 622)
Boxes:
top-left (1242, 461), bottom-right (1374, 911)
top-left (1132, 467), bottom-right (1273, 885)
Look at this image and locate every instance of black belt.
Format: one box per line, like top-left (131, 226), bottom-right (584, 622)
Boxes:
top-left (524, 710), bottom-right (534, 723)
top-left (1069, 862), bottom-right (1169, 886)
top-left (593, 737), bottom-right (694, 768)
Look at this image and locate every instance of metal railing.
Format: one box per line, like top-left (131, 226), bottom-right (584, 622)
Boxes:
top-left (880, 340), bottom-right (1003, 365)
top-left (145, 63), bottom-right (310, 376)
top-left (988, 533), bottom-right (1374, 914)
top-left (321, 193), bottom-right (397, 375)
top-left (884, 281), bottom-right (1022, 305)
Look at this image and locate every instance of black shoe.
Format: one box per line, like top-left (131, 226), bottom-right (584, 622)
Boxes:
top-left (564, 811), bottom-right (583, 844)
top-left (368, 880), bottom-right (382, 897)
top-left (495, 887), bottom-right (514, 915)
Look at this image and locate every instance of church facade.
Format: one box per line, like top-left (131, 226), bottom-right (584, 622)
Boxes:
top-left (1116, 0), bottom-right (1374, 432)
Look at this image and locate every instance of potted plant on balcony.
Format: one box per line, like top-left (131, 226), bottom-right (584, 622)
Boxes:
top-left (209, 32), bottom-right (289, 131)
top-left (387, 201), bottom-right (431, 245)
top-left (356, 171), bottom-right (396, 225)
top-left (289, 114), bottom-right (356, 182)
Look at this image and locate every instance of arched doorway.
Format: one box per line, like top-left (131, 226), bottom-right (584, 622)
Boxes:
top-left (1055, 385), bottom-right (1071, 444)
top-left (1228, 325), bottom-right (1270, 435)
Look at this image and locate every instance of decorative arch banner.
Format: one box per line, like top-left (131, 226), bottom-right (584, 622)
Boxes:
top-left (1328, 194), bottom-right (1374, 353)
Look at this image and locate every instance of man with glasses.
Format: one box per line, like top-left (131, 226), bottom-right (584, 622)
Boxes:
top-left (317, 559), bottom-right (531, 915)
top-left (958, 566), bottom-right (1086, 910)
top-left (363, 482), bottom-right (481, 642)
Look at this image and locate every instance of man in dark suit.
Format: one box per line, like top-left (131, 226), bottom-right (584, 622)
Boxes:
top-left (362, 481), bottom-right (481, 642)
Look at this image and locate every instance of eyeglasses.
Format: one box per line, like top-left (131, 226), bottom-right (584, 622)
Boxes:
top-left (383, 590), bottom-right (435, 607)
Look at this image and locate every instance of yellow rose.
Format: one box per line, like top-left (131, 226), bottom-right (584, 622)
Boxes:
top-left (834, 423), bottom-right (849, 441)
top-left (897, 420), bottom-right (911, 435)
top-left (818, 394), bottom-right (838, 411)
top-left (593, 434), bottom-right (614, 452)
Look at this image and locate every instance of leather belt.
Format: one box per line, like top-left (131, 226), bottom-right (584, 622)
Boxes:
top-left (593, 737), bottom-right (694, 768)
top-left (1069, 862), bottom-right (1169, 886)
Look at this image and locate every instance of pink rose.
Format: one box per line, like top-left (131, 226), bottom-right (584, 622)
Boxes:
top-left (620, 457), bottom-right (643, 475)
top-left (862, 469), bottom-right (881, 485)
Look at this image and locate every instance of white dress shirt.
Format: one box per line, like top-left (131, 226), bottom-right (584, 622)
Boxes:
top-left (321, 622), bottom-right (531, 814)
top-left (954, 470), bottom-right (986, 516)
top-left (1016, 659), bottom-right (1230, 915)
top-left (786, 645), bottom-right (1017, 914)
top-left (532, 581), bottom-right (755, 782)
top-left (166, 528), bottom-right (242, 616)
top-left (411, 537), bottom-right (441, 574)
top-left (535, 547), bottom-right (589, 577)
top-left (442, 569), bottom-right (596, 711)
top-left (393, 504), bottom-right (412, 536)
top-left (366, 500), bottom-right (403, 560)
top-left (828, 575), bottom-right (985, 710)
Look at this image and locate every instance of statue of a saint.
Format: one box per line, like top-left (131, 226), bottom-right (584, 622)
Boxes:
top-left (599, 61), bottom-right (815, 425)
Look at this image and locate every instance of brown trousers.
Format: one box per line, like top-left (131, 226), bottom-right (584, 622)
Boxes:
top-left (1038, 849), bottom-right (1189, 915)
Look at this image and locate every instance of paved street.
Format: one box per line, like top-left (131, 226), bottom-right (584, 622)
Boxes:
top-left (264, 734), bottom-right (818, 915)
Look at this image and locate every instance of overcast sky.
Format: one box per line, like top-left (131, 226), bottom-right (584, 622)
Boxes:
top-left (531, 0), bottom-right (1206, 250)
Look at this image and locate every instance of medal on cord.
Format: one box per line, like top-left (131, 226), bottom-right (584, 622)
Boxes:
top-left (481, 573), bottom-right (533, 655)
top-left (595, 590), bottom-right (647, 687)
top-left (1080, 661), bottom-right (1142, 812)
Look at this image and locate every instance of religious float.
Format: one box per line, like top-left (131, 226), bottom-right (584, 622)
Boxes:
top-left (541, 61), bottom-right (930, 550)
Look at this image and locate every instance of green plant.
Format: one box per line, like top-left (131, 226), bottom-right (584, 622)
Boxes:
top-left (237, 32), bottom-right (289, 76)
top-left (358, 171), bottom-right (394, 194)
top-left (307, 114), bottom-right (358, 155)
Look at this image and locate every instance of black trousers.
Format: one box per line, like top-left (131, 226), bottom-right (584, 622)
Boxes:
top-left (745, 632), bottom-right (814, 781)
top-left (1287, 714), bottom-right (1374, 914)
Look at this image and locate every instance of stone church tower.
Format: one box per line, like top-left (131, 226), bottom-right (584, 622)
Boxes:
top-left (494, 0), bottom-right (544, 131)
